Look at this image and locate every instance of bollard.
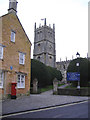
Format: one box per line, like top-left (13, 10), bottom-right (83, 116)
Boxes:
top-left (53, 78), bottom-right (58, 94)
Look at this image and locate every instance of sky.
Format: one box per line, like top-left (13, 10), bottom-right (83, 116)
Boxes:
top-left (0, 0), bottom-right (89, 62)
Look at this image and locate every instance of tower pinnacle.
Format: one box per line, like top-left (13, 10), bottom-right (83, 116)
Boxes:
top-left (44, 18), bottom-right (46, 26)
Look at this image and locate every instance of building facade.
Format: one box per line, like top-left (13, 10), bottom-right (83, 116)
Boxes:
top-left (56, 60), bottom-right (71, 83)
top-left (0, 0), bottom-right (31, 99)
top-left (33, 19), bottom-right (56, 68)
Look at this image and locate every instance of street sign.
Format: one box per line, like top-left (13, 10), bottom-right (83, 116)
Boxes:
top-left (67, 72), bottom-right (80, 81)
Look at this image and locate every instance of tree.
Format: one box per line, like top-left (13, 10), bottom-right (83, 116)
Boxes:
top-left (31, 59), bottom-right (49, 87)
top-left (67, 58), bottom-right (89, 87)
top-left (31, 59), bottom-right (62, 88)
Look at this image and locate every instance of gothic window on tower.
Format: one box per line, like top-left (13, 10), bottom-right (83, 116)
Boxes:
top-left (38, 43), bottom-right (40, 46)
top-left (48, 32), bottom-right (50, 37)
top-left (50, 33), bottom-right (52, 37)
top-left (44, 53), bottom-right (46, 60)
top-left (40, 31), bottom-right (42, 39)
top-left (49, 45), bottom-right (52, 50)
top-left (38, 43), bottom-right (40, 50)
top-left (37, 56), bottom-right (40, 60)
top-left (50, 56), bottom-right (52, 59)
top-left (37, 32), bottom-right (39, 36)
top-left (37, 32), bottom-right (39, 34)
top-left (63, 65), bottom-right (65, 70)
top-left (48, 32), bottom-right (52, 38)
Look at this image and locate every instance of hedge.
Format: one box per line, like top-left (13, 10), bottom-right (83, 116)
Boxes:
top-left (67, 57), bottom-right (90, 87)
top-left (31, 59), bottom-right (62, 88)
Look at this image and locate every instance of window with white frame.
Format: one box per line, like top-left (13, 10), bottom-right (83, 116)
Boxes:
top-left (17, 74), bottom-right (25, 88)
top-left (19, 52), bottom-right (25, 65)
top-left (0, 46), bottom-right (3, 59)
top-left (11, 31), bottom-right (15, 42)
top-left (0, 72), bottom-right (4, 88)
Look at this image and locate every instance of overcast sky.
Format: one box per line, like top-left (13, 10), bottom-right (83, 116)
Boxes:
top-left (0, 0), bottom-right (89, 61)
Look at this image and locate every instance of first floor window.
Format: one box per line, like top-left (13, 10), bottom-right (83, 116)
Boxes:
top-left (11, 30), bottom-right (15, 42)
top-left (17, 74), bottom-right (25, 88)
top-left (0, 46), bottom-right (3, 59)
top-left (0, 72), bottom-right (4, 88)
top-left (19, 52), bottom-right (25, 65)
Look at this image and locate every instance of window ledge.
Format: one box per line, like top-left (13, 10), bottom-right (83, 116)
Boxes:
top-left (19, 63), bottom-right (25, 66)
top-left (10, 41), bottom-right (15, 44)
top-left (0, 87), bottom-right (3, 89)
top-left (17, 88), bottom-right (25, 89)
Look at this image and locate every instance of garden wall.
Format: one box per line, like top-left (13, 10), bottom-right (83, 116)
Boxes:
top-left (58, 88), bottom-right (90, 96)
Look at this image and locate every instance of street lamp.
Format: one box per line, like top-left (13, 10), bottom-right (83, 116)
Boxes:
top-left (76, 52), bottom-right (80, 89)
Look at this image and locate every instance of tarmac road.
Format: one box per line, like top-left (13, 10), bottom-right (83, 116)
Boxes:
top-left (3, 101), bottom-right (88, 119)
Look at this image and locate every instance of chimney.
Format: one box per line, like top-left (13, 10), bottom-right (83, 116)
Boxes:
top-left (8, 0), bottom-right (18, 14)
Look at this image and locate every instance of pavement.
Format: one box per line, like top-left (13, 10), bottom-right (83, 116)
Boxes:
top-left (1, 89), bottom-right (89, 116)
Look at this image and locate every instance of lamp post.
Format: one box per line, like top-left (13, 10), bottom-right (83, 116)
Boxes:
top-left (76, 52), bottom-right (80, 89)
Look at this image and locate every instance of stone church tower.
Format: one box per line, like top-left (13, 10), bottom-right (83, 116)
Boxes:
top-left (33, 18), bottom-right (56, 68)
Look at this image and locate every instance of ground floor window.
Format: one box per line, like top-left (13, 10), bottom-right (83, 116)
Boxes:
top-left (17, 74), bottom-right (25, 88)
top-left (0, 71), bottom-right (4, 88)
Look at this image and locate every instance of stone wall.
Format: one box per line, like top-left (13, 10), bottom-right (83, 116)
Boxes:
top-left (0, 13), bottom-right (31, 99)
top-left (58, 88), bottom-right (90, 96)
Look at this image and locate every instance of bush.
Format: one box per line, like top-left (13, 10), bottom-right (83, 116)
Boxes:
top-left (31, 59), bottom-right (62, 88)
top-left (67, 58), bottom-right (89, 87)
top-left (46, 66), bottom-right (62, 84)
top-left (31, 59), bottom-right (49, 87)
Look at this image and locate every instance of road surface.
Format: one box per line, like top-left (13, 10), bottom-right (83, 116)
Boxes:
top-left (2, 101), bottom-right (89, 119)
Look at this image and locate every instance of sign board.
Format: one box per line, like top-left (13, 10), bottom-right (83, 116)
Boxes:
top-left (67, 72), bottom-right (80, 81)
top-left (10, 66), bottom-right (13, 70)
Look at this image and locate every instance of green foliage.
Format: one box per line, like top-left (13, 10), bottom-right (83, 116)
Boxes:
top-left (46, 66), bottom-right (62, 84)
top-left (31, 59), bottom-right (62, 88)
top-left (31, 59), bottom-right (49, 87)
top-left (40, 85), bottom-right (53, 93)
top-left (67, 58), bottom-right (89, 87)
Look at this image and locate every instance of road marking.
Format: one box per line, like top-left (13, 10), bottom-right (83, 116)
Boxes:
top-left (0, 100), bottom-right (88, 119)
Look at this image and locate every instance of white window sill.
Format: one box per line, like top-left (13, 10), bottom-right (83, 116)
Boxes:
top-left (0, 87), bottom-right (3, 88)
top-left (17, 87), bottom-right (25, 89)
top-left (19, 63), bottom-right (25, 65)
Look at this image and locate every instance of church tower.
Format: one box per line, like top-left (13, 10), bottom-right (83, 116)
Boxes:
top-left (33, 18), bottom-right (56, 68)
